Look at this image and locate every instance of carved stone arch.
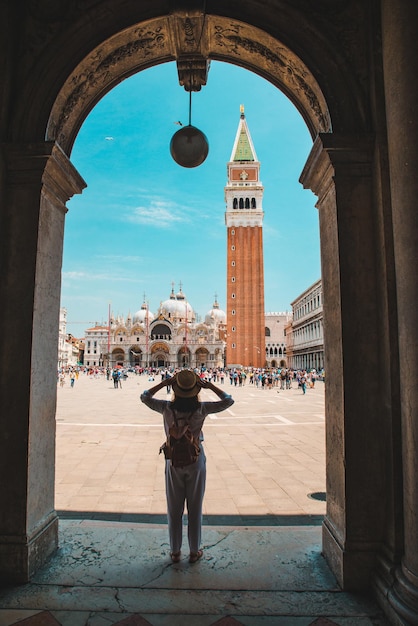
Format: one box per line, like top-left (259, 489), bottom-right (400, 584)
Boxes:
top-left (43, 15), bottom-right (335, 154)
top-left (131, 325), bottom-right (144, 335)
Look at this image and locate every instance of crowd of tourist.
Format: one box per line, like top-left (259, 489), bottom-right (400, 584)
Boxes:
top-left (57, 364), bottom-right (324, 392)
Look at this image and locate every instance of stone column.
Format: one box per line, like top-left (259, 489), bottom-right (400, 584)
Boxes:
top-left (381, 0), bottom-right (418, 622)
top-left (300, 133), bottom-right (389, 590)
top-left (0, 142), bottom-right (85, 582)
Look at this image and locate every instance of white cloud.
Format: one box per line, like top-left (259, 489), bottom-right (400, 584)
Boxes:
top-left (62, 271), bottom-right (86, 279)
top-left (62, 270), bottom-right (142, 283)
top-left (96, 254), bottom-right (143, 263)
top-left (125, 199), bottom-right (187, 228)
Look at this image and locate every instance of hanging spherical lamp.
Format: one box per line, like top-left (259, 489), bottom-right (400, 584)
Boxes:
top-left (170, 124), bottom-right (209, 168)
top-left (170, 91), bottom-right (209, 168)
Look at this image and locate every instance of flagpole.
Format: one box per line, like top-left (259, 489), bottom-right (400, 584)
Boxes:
top-left (107, 302), bottom-right (111, 368)
top-left (146, 301), bottom-right (149, 370)
top-left (185, 300), bottom-right (188, 367)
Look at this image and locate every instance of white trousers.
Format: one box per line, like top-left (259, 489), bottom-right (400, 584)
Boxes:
top-left (165, 447), bottom-right (206, 554)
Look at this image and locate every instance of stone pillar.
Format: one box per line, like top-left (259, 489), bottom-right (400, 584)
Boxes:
top-left (381, 0), bottom-right (418, 622)
top-left (0, 142), bottom-right (85, 583)
top-left (300, 133), bottom-right (388, 590)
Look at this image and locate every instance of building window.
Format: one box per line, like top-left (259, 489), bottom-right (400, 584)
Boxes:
top-left (265, 327), bottom-right (271, 337)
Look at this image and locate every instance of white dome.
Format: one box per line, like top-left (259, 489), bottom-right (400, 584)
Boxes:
top-left (133, 303), bottom-right (154, 325)
top-left (205, 300), bottom-right (226, 325)
top-left (160, 287), bottom-right (194, 321)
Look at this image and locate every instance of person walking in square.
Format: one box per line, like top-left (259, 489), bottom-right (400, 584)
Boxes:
top-left (140, 369), bottom-right (234, 563)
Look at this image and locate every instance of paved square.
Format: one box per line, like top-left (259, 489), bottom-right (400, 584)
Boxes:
top-left (55, 373), bottom-right (326, 521)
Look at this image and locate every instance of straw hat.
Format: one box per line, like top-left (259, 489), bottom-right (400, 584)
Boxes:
top-left (172, 370), bottom-right (200, 398)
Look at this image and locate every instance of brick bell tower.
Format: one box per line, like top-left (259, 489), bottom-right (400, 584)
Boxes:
top-left (225, 105), bottom-right (265, 368)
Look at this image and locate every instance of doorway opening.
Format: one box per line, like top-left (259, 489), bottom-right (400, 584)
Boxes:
top-left (57, 60), bottom-right (323, 522)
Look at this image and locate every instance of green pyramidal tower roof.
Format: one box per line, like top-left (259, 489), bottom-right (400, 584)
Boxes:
top-left (230, 105), bottom-right (258, 162)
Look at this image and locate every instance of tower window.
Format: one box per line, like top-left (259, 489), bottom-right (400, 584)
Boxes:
top-left (231, 261), bottom-right (235, 266)
top-left (239, 198), bottom-right (244, 209)
top-left (251, 197), bottom-right (256, 208)
top-left (231, 245), bottom-right (235, 251)
top-left (231, 229), bottom-right (235, 235)
top-left (233, 198), bottom-right (238, 209)
top-left (232, 326), bottom-right (236, 332)
top-left (232, 343), bottom-right (236, 348)
top-left (231, 277), bottom-right (235, 282)
top-left (232, 293), bottom-right (236, 298)
top-left (245, 197), bottom-right (250, 209)
top-left (232, 310), bottom-right (235, 315)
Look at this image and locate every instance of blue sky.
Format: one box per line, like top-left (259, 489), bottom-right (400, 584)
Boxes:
top-left (61, 61), bottom-right (320, 337)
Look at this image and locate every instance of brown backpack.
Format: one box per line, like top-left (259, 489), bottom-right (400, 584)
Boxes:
top-left (160, 412), bottom-right (200, 468)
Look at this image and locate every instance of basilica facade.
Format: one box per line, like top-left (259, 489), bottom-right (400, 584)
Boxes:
top-left (84, 286), bottom-right (227, 370)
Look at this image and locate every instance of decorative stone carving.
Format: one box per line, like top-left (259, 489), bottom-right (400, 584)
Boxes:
top-left (47, 15), bottom-right (330, 152)
top-left (176, 56), bottom-right (210, 91)
top-left (210, 20), bottom-right (330, 133)
top-left (48, 19), bottom-right (171, 149)
top-left (171, 12), bottom-right (210, 91)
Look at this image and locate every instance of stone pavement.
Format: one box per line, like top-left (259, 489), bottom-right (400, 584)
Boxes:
top-left (55, 373), bottom-right (326, 522)
top-left (0, 374), bottom-right (389, 625)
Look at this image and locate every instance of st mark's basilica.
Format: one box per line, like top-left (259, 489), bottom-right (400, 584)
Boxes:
top-left (84, 286), bottom-right (228, 371)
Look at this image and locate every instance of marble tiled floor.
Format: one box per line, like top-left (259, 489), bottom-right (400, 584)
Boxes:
top-left (0, 521), bottom-right (388, 626)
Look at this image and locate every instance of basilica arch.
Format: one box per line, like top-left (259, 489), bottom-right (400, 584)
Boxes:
top-left (1, 3), bottom-right (417, 623)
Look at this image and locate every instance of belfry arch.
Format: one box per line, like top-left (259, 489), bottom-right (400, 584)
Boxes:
top-left (1, 3), bottom-right (417, 623)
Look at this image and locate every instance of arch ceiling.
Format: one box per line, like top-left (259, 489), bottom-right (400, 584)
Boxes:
top-left (47, 14), bottom-right (331, 153)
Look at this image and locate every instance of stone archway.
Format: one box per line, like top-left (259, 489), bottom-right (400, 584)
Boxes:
top-left (0, 14), bottom-right (361, 583)
top-left (45, 14), bottom-right (332, 154)
top-left (1, 7), bottom-right (409, 621)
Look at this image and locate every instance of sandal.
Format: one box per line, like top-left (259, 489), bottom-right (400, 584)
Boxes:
top-left (189, 549), bottom-right (203, 563)
top-left (170, 551), bottom-right (181, 563)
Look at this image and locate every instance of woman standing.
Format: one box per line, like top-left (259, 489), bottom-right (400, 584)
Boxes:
top-left (140, 369), bottom-right (234, 563)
